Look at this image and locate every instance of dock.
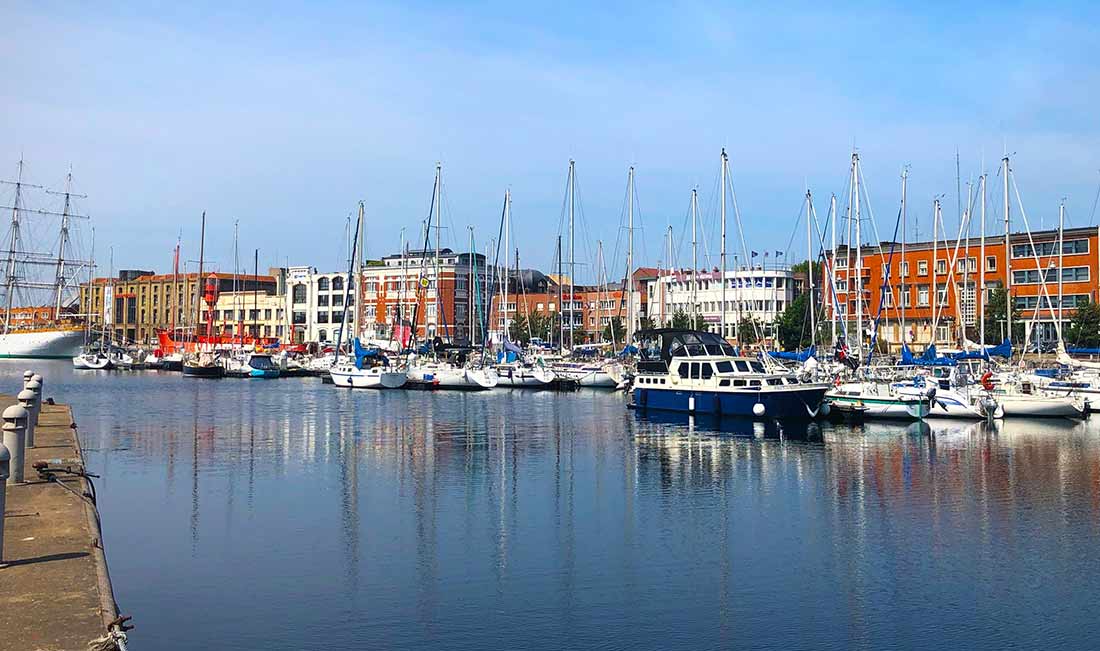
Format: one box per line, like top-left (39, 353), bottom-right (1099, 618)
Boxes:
top-left (1, 390), bottom-right (127, 651)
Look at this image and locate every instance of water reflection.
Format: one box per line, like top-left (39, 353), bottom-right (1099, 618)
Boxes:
top-left (5, 361), bottom-right (1100, 650)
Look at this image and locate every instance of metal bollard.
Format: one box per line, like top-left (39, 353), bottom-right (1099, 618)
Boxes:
top-left (17, 389), bottom-right (37, 448)
top-left (22, 370), bottom-right (32, 390)
top-left (31, 374), bottom-right (44, 418)
top-left (0, 440), bottom-right (9, 565)
top-left (2, 405), bottom-right (27, 484)
top-left (25, 379), bottom-right (41, 427)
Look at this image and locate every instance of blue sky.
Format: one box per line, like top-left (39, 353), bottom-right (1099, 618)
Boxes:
top-left (3, 1), bottom-right (1098, 281)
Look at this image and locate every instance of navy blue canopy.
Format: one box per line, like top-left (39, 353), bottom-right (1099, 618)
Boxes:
top-left (768, 346), bottom-right (816, 362)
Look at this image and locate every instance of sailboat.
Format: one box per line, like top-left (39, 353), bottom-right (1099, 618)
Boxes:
top-left (1, 161), bottom-right (90, 358)
top-left (404, 163), bottom-right (497, 390)
top-left (181, 212), bottom-right (225, 379)
top-left (328, 201), bottom-right (407, 389)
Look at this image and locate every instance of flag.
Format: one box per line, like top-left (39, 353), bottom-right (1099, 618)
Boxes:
top-left (751, 251), bottom-right (758, 257)
top-left (775, 250), bottom-right (783, 257)
top-left (764, 251), bottom-right (769, 258)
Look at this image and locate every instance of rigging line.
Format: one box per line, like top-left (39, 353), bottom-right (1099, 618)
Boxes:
top-left (1089, 171), bottom-right (1100, 226)
top-left (1011, 170), bottom-right (1065, 352)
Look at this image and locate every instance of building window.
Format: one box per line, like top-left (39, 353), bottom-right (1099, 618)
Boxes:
top-left (986, 256), bottom-right (996, 272)
top-left (333, 295), bottom-right (344, 306)
top-left (292, 311), bottom-right (306, 325)
top-left (317, 277), bottom-right (330, 291)
top-left (264, 309), bottom-right (272, 320)
top-left (1012, 239), bottom-right (1089, 258)
top-left (332, 277), bottom-right (344, 291)
top-left (318, 329), bottom-right (328, 342)
top-left (882, 289), bottom-right (893, 307)
top-left (317, 311), bottom-right (329, 324)
top-left (937, 283), bottom-right (948, 303)
top-left (292, 284), bottom-right (307, 304)
top-left (917, 285), bottom-right (929, 306)
top-left (900, 261), bottom-right (909, 277)
top-left (918, 260), bottom-right (928, 276)
top-left (317, 294), bottom-right (329, 307)
top-left (1013, 266), bottom-right (1090, 284)
top-left (935, 259), bottom-right (947, 275)
top-left (901, 289), bottom-right (911, 307)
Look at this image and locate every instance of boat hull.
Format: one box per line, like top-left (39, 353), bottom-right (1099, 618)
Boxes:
top-left (330, 367), bottom-right (408, 389)
top-left (633, 385), bottom-right (828, 419)
top-left (0, 329), bottom-right (84, 359)
top-left (182, 364), bottom-right (225, 378)
top-left (409, 366), bottom-right (497, 390)
top-left (998, 394), bottom-right (1085, 418)
top-left (495, 365), bottom-right (555, 387)
top-left (825, 392), bottom-right (932, 420)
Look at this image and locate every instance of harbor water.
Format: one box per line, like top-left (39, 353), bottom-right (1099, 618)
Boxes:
top-left (8, 360), bottom-right (1100, 650)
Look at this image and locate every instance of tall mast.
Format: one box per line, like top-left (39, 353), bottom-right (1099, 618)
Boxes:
top-left (253, 248), bottom-right (259, 343)
top-left (691, 187), bottom-right (698, 326)
top-left (194, 211), bottom-right (206, 340)
top-left (557, 235), bottom-right (564, 351)
top-left (830, 194), bottom-right (837, 344)
top-left (979, 174), bottom-right (986, 349)
top-left (806, 189), bottom-right (816, 347)
top-left (596, 240), bottom-right (604, 342)
top-left (48, 167), bottom-right (86, 315)
top-left (931, 199), bottom-right (940, 338)
top-left (354, 200), bottom-right (365, 343)
top-left (1058, 199), bottom-right (1065, 341)
top-left (720, 149), bottom-right (728, 338)
top-left (467, 226), bottom-right (474, 347)
top-left (233, 220), bottom-right (240, 344)
top-left (665, 224), bottom-right (673, 327)
top-left (1003, 155), bottom-right (1012, 343)
top-left (503, 189), bottom-right (510, 343)
top-left (626, 166), bottom-right (635, 342)
top-left (1, 160), bottom-right (36, 333)
top-left (171, 236), bottom-right (180, 334)
top-left (900, 168), bottom-right (908, 343)
top-left (434, 162), bottom-right (442, 343)
top-left (853, 153), bottom-right (863, 358)
top-left (568, 159), bottom-right (575, 351)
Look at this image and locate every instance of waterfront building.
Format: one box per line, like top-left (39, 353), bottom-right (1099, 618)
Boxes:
top-left (80, 270), bottom-right (282, 345)
top-left (646, 267), bottom-right (804, 341)
top-left (825, 226), bottom-right (1100, 351)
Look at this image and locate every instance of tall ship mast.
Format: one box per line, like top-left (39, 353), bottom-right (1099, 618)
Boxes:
top-left (0, 159), bottom-right (91, 358)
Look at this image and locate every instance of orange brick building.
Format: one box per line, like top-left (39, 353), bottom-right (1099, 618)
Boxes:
top-left (827, 226), bottom-right (1100, 351)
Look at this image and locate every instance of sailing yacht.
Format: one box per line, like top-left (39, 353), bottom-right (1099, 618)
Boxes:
top-left (0, 161), bottom-right (90, 358)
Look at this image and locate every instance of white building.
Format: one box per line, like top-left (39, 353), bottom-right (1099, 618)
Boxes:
top-left (647, 267), bottom-right (802, 339)
top-left (285, 266), bottom-right (355, 344)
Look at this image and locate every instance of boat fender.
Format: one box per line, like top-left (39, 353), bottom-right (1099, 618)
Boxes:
top-left (980, 371), bottom-right (994, 391)
top-left (753, 402), bottom-right (765, 417)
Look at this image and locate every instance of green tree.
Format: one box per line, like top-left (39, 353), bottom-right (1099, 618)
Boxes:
top-left (776, 293), bottom-right (811, 350)
top-left (602, 316), bottom-right (625, 344)
top-left (638, 315), bottom-right (656, 332)
top-left (1066, 300), bottom-right (1100, 349)
top-left (983, 288), bottom-right (1023, 343)
top-left (508, 312), bottom-right (530, 345)
top-left (527, 309), bottom-right (550, 341)
top-left (735, 316), bottom-right (760, 345)
top-left (671, 308), bottom-right (690, 329)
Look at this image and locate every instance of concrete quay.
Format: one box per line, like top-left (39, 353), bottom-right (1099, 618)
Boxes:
top-left (0, 387), bottom-right (127, 651)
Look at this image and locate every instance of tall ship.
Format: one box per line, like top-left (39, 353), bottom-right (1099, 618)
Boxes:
top-left (0, 160), bottom-right (91, 358)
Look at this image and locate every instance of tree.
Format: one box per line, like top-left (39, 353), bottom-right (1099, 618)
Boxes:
top-left (1066, 300), bottom-right (1100, 349)
top-left (735, 316), bottom-right (760, 345)
top-left (983, 288), bottom-right (1023, 343)
top-left (527, 309), bottom-right (550, 341)
top-left (638, 315), bottom-right (656, 332)
top-left (776, 293), bottom-right (811, 350)
top-left (671, 308), bottom-right (690, 329)
top-left (508, 311), bottom-right (530, 345)
top-left (602, 316), bottom-right (625, 344)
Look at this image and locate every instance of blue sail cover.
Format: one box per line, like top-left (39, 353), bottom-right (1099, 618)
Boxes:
top-left (619, 344), bottom-right (639, 357)
top-left (1068, 347), bottom-right (1100, 355)
top-left (947, 340), bottom-right (1010, 360)
top-left (901, 344), bottom-right (957, 366)
top-left (353, 338), bottom-right (381, 369)
top-left (768, 346), bottom-right (816, 362)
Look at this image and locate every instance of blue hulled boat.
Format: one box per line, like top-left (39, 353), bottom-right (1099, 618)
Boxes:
top-left (630, 329), bottom-right (830, 419)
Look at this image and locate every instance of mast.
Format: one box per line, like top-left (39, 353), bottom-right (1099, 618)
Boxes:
top-left (900, 168), bottom-right (907, 343)
top-left (626, 167), bottom-right (635, 343)
top-left (2, 160), bottom-right (33, 334)
top-left (720, 149), bottom-right (728, 338)
top-left (1003, 155), bottom-right (1012, 343)
top-left (853, 153), bottom-right (863, 359)
top-left (253, 248), bottom-right (259, 343)
top-left (354, 200), bottom-right (365, 343)
top-left (434, 162), bottom-right (442, 344)
top-left (691, 187), bottom-right (698, 327)
top-left (568, 159), bottom-right (575, 351)
top-left (171, 236), bottom-right (180, 335)
top-left (233, 220), bottom-right (240, 345)
top-left (665, 224), bottom-right (673, 327)
top-left (467, 226), bottom-right (475, 347)
top-left (979, 174), bottom-right (986, 349)
top-left (596, 240), bottom-right (605, 343)
top-left (830, 194), bottom-right (838, 344)
top-left (931, 199), bottom-right (939, 340)
top-left (806, 189), bottom-right (816, 347)
top-left (1058, 199), bottom-right (1065, 340)
top-left (193, 211), bottom-right (206, 340)
top-left (557, 235), bottom-right (564, 351)
top-left (503, 189), bottom-right (510, 343)
top-left (49, 168), bottom-right (86, 315)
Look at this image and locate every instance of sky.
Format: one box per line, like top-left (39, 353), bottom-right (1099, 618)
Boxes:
top-left (3, 1), bottom-right (1099, 283)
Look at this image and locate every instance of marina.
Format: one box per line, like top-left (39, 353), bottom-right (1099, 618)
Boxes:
top-left (4, 360), bottom-right (1100, 649)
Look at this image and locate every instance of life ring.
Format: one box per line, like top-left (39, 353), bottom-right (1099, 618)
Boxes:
top-left (981, 371), bottom-right (994, 391)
